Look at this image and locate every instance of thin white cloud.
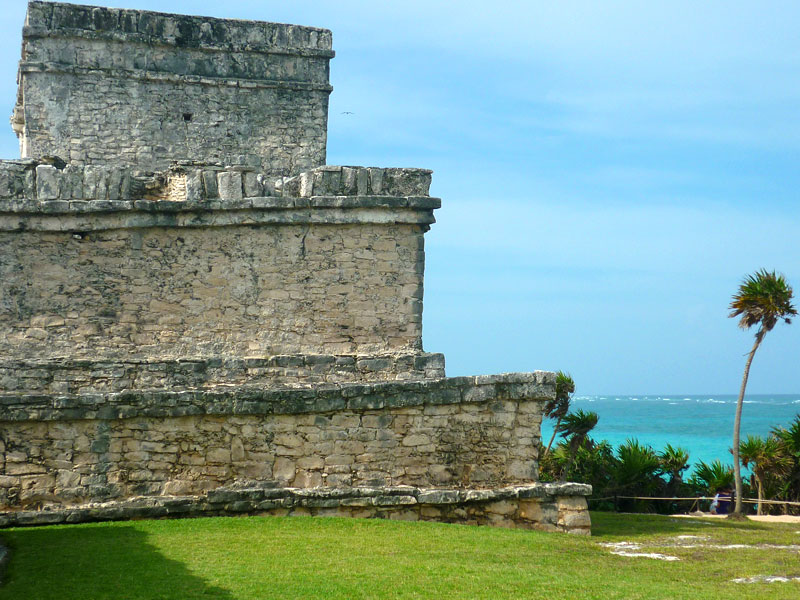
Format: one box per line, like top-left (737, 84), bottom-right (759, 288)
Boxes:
top-left (430, 198), bottom-right (800, 278)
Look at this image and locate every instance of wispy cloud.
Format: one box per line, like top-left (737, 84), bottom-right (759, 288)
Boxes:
top-left (431, 197), bottom-right (800, 273)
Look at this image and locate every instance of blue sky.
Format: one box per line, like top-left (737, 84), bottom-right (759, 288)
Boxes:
top-left (1, 1), bottom-right (798, 394)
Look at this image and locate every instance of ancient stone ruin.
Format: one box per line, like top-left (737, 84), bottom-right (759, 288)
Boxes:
top-left (0, 1), bottom-right (591, 533)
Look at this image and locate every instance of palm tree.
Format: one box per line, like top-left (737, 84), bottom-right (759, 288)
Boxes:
top-left (689, 460), bottom-right (734, 496)
top-left (543, 371), bottom-right (575, 454)
top-left (772, 416), bottom-right (800, 451)
top-left (558, 409), bottom-right (599, 479)
top-left (613, 439), bottom-right (663, 500)
top-left (729, 269), bottom-right (796, 515)
top-left (739, 435), bottom-right (792, 515)
top-left (771, 416), bottom-right (800, 507)
top-left (771, 415), bottom-right (800, 465)
top-left (659, 444), bottom-right (690, 497)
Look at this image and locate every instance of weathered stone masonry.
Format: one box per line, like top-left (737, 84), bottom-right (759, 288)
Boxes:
top-left (14, 1), bottom-right (332, 174)
top-left (2, 220), bottom-right (426, 360)
top-left (0, 375), bottom-right (547, 503)
top-left (0, 2), bottom-right (591, 534)
top-left (0, 372), bottom-right (589, 533)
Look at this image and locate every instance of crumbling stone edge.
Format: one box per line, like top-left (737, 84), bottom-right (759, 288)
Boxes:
top-left (0, 352), bottom-right (447, 395)
top-left (0, 372), bottom-right (552, 423)
top-left (0, 483), bottom-right (592, 535)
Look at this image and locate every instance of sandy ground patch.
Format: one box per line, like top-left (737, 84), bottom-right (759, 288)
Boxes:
top-left (672, 512), bottom-right (800, 524)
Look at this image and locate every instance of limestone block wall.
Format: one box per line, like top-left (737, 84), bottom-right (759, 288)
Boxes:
top-left (0, 373), bottom-right (549, 510)
top-left (0, 161), bottom-right (438, 363)
top-left (14, 2), bottom-right (333, 174)
top-left (0, 222), bottom-right (425, 360)
top-left (0, 354), bottom-right (446, 395)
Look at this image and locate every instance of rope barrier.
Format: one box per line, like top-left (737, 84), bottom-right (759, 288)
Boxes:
top-left (589, 495), bottom-right (800, 507)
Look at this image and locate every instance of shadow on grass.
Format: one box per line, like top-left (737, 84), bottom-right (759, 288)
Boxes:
top-left (591, 511), bottom-right (770, 539)
top-left (0, 523), bottom-right (233, 600)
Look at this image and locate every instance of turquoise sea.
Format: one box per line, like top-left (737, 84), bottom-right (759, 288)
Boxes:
top-left (540, 394), bottom-right (800, 471)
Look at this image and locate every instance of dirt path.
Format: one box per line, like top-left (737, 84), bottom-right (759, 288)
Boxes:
top-left (672, 513), bottom-right (800, 524)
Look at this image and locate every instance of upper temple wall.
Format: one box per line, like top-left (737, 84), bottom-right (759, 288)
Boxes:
top-left (0, 161), bottom-right (438, 364)
top-left (12, 1), bottom-right (334, 175)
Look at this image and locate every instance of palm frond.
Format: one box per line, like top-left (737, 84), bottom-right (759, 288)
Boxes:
top-left (729, 269), bottom-right (796, 333)
top-left (544, 371), bottom-right (575, 420)
top-left (559, 410), bottom-right (598, 439)
top-left (771, 414), bottom-right (800, 457)
top-left (690, 460), bottom-right (734, 493)
top-left (739, 434), bottom-right (793, 479)
top-left (659, 444), bottom-right (690, 477)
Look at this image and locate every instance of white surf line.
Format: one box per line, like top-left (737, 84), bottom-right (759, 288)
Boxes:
top-left (733, 575), bottom-right (800, 584)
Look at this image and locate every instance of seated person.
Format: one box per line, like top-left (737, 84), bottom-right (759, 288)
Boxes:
top-left (710, 492), bottom-right (720, 514)
top-left (717, 489), bottom-right (732, 515)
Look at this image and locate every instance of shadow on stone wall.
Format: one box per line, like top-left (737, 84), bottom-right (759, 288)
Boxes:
top-left (0, 524), bottom-right (234, 599)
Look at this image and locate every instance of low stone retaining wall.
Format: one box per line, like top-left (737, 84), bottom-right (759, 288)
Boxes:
top-left (0, 373), bottom-right (549, 509)
top-left (0, 483), bottom-right (592, 535)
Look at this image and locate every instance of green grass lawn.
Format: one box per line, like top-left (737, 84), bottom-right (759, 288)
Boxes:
top-left (1, 512), bottom-right (799, 599)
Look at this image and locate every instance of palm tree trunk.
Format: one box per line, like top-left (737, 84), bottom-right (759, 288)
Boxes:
top-left (545, 417), bottom-right (562, 454)
top-left (733, 334), bottom-right (762, 515)
top-left (562, 436), bottom-right (584, 481)
top-left (756, 476), bottom-right (763, 516)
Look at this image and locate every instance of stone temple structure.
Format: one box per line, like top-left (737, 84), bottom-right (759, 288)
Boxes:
top-left (0, 1), bottom-right (591, 533)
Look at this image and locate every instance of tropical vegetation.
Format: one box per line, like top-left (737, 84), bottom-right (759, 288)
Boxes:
top-left (542, 371), bottom-right (575, 454)
top-left (771, 416), bottom-right (800, 504)
top-left (728, 269), bottom-right (796, 515)
top-left (738, 434), bottom-right (792, 515)
top-left (540, 269), bottom-right (798, 516)
top-left (540, 401), bottom-right (800, 515)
